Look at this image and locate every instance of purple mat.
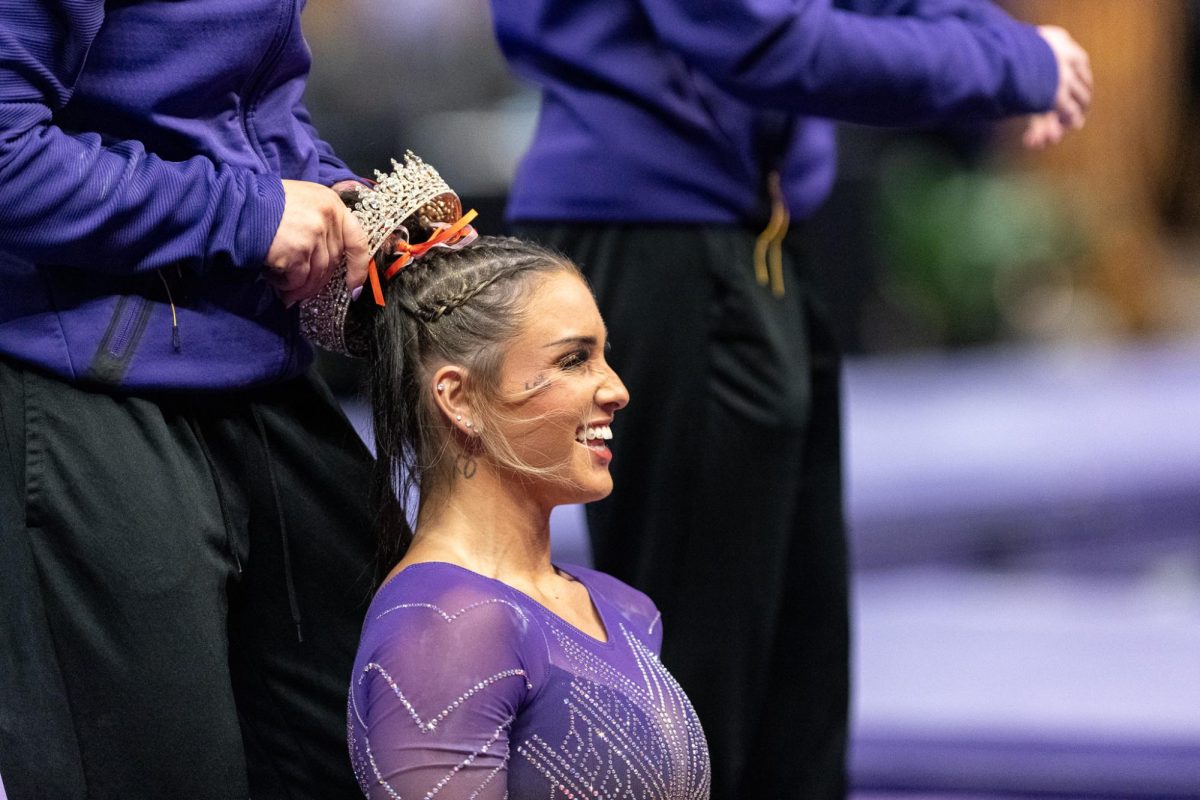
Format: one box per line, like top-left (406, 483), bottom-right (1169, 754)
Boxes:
top-left (851, 568), bottom-right (1200, 796)
top-left (845, 339), bottom-right (1200, 570)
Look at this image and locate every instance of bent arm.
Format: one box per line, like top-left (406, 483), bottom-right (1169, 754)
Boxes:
top-left (0, 1), bottom-right (284, 274)
top-left (639, 0), bottom-right (1057, 124)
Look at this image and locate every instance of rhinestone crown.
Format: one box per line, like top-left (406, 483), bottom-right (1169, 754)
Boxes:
top-left (354, 151), bottom-right (460, 255)
top-left (299, 151), bottom-right (464, 357)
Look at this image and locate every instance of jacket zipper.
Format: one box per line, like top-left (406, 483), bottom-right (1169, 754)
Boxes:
top-left (108, 296), bottom-right (148, 358)
top-left (239, 0), bottom-right (299, 380)
top-left (87, 294), bottom-right (155, 385)
top-left (239, 0), bottom-right (296, 171)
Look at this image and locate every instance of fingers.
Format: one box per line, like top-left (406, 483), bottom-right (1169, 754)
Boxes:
top-left (266, 179), bottom-right (358, 306)
top-left (1069, 78), bottom-right (1091, 116)
top-left (1033, 25), bottom-right (1092, 146)
top-left (1072, 49), bottom-right (1093, 95)
top-left (1060, 49), bottom-right (1091, 130)
top-left (340, 208), bottom-right (370, 292)
top-left (1022, 112), bottom-right (1064, 150)
top-left (1056, 94), bottom-right (1085, 131)
top-left (279, 229), bottom-right (332, 307)
top-left (1055, 69), bottom-right (1089, 132)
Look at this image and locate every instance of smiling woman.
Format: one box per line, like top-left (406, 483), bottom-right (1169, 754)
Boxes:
top-left (346, 235), bottom-right (712, 799)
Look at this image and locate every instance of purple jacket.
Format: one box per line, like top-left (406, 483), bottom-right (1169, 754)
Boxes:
top-left (494, 0), bottom-right (1059, 224)
top-left (0, 0), bottom-right (354, 391)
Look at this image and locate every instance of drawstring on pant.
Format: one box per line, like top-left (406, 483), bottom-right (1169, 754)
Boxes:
top-left (252, 406), bottom-right (305, 644)
top-left (753, 171), bottom-right (790, 298)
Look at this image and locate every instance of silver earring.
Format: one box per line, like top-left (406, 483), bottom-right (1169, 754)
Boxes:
top-left (455, 415), bottom-right (462, 421)
top-left (465, 421), bottom-right (473, 428)
top-left (436, 383), bottom-right (445, 392)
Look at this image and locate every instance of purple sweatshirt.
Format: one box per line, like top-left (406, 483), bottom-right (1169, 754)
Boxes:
top-left (494, 0), bottom-right (1060, 224)
top-left (0, 0), bottom-right (354, 391)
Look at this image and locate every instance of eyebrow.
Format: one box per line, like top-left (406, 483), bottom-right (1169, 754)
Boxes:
top-left (543, 334), bottom-right (601, 349)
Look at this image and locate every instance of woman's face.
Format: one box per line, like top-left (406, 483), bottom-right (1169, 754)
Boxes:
top-left (491, 270), bottom-right (629, 506)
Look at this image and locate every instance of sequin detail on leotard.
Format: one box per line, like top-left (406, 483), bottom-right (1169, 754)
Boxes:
top-left (347, 564), bottom-right (711, 799)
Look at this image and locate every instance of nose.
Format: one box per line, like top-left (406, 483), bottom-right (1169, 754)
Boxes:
top-left (596, 363), bottom-right (629, 412)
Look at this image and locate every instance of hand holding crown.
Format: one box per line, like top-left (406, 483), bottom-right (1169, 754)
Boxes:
top-left (299, 152), bottom-right (478, 355)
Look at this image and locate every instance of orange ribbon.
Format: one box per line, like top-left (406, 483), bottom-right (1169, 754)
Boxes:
top-left (367, 257), bottom-right (385, 306)
top-left (367, 209), bottom-right (479, 306)
top-left (384, 209), bottom-right (479, 280)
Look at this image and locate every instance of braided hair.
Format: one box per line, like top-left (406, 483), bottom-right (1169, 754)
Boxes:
top-left (366, 235), bottom-right (581, 583)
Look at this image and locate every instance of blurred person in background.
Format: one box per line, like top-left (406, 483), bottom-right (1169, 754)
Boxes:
top-left (490, 1), bottom-right (1091, 797)
top-left (0, 1), bottom-right (376, 798)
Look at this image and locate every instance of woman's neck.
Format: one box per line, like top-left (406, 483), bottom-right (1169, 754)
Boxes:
top-left (405, 460), bottom-right (555, 583)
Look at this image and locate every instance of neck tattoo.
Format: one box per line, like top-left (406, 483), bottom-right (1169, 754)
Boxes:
top-left (454, 453), bottom-right (477, 479)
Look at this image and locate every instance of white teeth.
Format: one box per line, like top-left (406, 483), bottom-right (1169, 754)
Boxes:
top-left (576, 425), bottom-right (613, 443)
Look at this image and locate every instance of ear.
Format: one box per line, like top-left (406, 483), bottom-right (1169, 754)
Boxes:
top-left (431, 364), bottom-right (477, 436)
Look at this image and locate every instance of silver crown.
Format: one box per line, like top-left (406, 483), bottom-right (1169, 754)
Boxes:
top-left (299, 151), bottom-right (464, 357)
top-left (353, 150), bottom-right (461, 255)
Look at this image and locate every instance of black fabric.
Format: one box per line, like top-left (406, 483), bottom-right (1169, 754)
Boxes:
top-left (515, 222), bottom-right (849, 800)
top-left (0, 361), bottom-right (375, 800)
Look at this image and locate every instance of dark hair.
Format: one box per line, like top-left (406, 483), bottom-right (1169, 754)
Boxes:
top-left (366, 235), bottom-right (580, 583)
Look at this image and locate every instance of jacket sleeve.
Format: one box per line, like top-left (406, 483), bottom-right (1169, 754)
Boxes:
top-left (638, 0), bottom-right (1058, 124)
top-left (291, 99), bottom-right (361, 187)
top-left (0, 1), bottom-right (285, 275)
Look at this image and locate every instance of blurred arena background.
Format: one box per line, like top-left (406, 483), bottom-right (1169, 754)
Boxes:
top-left (307, 1), bottom-right (1200, 796)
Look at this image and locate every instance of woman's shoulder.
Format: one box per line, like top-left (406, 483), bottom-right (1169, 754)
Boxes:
top-left (368, 561), bottom-right (537, 625)
top-left (361, 562), bottom-right (543, 660)
top-left (563, 563), bottom-right (662, 642)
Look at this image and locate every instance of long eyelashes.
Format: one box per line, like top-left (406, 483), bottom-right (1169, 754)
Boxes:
top-left (556, 349), bottom-right (590, 370)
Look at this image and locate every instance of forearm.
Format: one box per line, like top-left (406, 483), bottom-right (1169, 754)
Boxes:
top-left (0, 1), bottom-right (284, 274)
top-left (839, 0), bottom-right (1017, 27)
top-left (641, 0), bottom-right (1057, 123)
top-left (0, 114), bottom-right (284, 274)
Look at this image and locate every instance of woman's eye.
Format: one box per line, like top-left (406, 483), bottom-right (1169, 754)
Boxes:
top-left (557, 350), bottom-right (589, 370)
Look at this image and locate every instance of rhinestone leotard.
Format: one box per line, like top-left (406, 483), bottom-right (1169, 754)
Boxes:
top-left (348, 561), bottom-right (711, 799)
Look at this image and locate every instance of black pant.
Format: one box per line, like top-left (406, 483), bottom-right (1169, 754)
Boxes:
top-left (516, 223), bottom-right (850, 800)
top-left (0, 361), bottom-right (375, 800)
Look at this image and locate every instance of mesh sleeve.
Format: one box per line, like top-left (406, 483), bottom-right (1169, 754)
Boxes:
top-left (349, 586), bottom-right (539, 800)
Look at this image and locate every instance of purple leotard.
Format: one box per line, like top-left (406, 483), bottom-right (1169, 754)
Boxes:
top-left (348, 561), bottom-right (711, 799)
